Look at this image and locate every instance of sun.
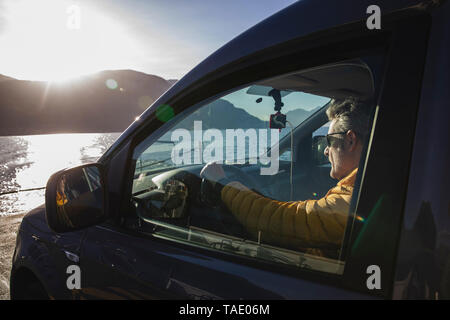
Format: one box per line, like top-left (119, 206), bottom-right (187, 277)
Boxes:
top-left (0, 0), bottom-right (142, 82)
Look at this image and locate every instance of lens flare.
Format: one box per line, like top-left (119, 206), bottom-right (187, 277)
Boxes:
top-left (156, 104), bottom-right (175, 122)
top-left (105, 79), bottom-right (118, 90)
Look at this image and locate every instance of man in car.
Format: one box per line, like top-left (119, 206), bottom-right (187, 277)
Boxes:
top-left (200, 98), bottom-right (371, 257)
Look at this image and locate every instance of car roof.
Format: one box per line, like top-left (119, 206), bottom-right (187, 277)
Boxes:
top-left (102, 0), bottom-right (430, 160)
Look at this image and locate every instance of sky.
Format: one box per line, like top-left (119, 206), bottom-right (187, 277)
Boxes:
top-left (0, 0), bottom-right (297, 81)
top-left (223, 86), bottom-right (330, 121)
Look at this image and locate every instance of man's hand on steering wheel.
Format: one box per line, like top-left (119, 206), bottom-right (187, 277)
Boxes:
top-left (201, 162), bottom-right (251, 189)
top-left (200, 161), bottom-right (252, 199)
top-left (200, 162), bottom-right (226, 186)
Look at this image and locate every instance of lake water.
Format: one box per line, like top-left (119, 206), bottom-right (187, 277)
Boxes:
top-left (0, 133), bottom-right (121, 216)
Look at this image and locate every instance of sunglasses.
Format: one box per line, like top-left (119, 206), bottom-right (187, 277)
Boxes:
top-left (319, 131), bottom-right (348, 147)
top-left (326, 131), bottom-right (348, 145)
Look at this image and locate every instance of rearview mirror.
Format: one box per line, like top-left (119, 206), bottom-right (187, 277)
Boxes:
top-left (45, 163), bottom-right (107, 233)
top-left (312, 136), bottom-right (329, 166)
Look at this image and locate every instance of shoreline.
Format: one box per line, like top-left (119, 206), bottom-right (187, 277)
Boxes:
top-left (0, 212), bottom-right (25, 300)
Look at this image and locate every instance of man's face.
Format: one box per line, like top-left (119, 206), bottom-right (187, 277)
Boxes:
top-left (324, 119), bottom-right (357, 180)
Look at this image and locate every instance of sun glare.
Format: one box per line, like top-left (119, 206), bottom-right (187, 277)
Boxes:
top-left (0, 0), bottom-right (143, 82)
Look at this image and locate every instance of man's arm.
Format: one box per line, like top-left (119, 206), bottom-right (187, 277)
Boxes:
top-left (220, 183), bottom-right (353, 249)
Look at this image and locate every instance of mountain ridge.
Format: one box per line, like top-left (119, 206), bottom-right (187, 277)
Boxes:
top-left (0, 70), bottom-right (174, 135)
top-left (0, 70), bottom-right (318, 136)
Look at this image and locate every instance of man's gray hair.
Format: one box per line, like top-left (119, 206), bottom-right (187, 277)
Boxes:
top-left (326, 98), bottom-right (371, 141)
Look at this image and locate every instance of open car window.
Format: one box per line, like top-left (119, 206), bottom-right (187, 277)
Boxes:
top-left (126, 57), bottom-right (380, 276)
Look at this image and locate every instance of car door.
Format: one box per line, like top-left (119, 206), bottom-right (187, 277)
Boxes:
top-left (76, 224), bottom-right (178, 299)
top-left (78, 10), bottom-right (430, 300)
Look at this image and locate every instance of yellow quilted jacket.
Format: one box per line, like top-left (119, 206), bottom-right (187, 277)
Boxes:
top-left (221, 168), bottom-right (358, 253)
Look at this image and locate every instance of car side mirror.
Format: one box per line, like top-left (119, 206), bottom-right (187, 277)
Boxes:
top-left (312, 136), bottom-right (329, 166)
top-left (45, 163), bottom-right (107, 233)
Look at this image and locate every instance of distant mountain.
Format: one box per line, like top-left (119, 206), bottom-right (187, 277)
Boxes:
top-left (285, 106), bottom-right (321, 125)
top-left (176, 99), bottom-right (268, 130)
top-left (174, 99), bottom-right (319, 131)
top-left (0, 70), bottom-right (174, 135)
top-left (0, 74), bottom-right (16, 82)
top-left (0, 71), bottom-right (320, 136)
